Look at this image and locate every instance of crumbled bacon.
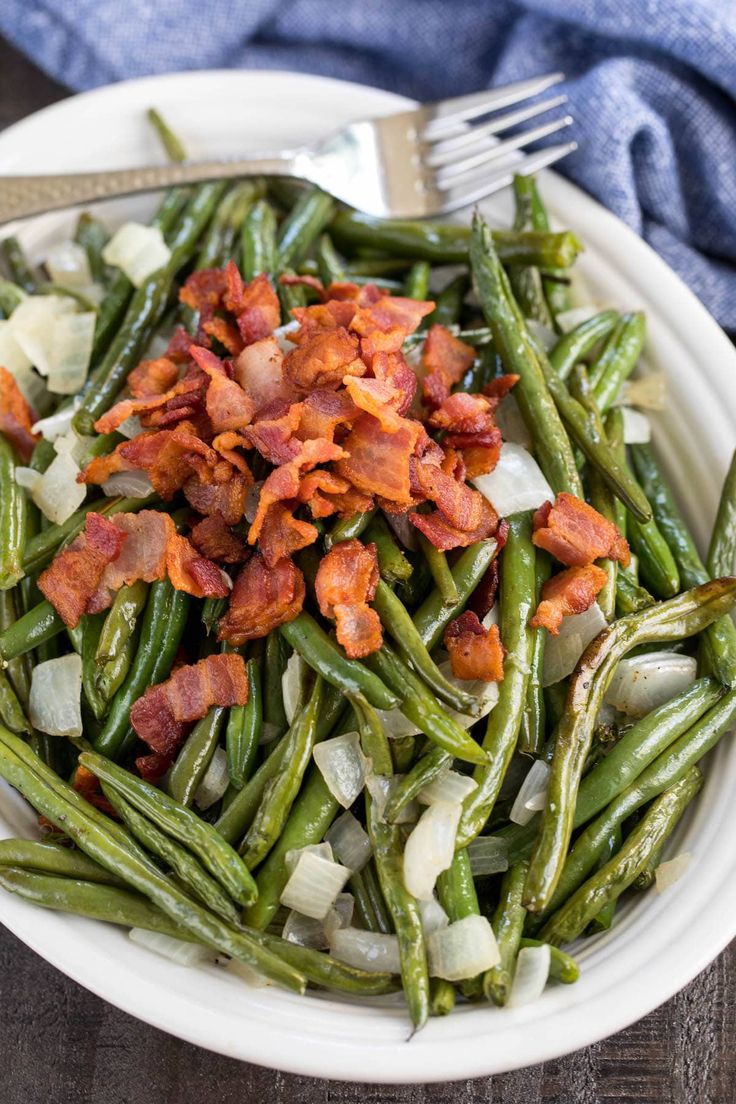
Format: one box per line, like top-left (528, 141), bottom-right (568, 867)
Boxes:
top-left (350, 295), bottom-right (434, 358)
top-left (530, 564), bottom-right (609, 634)
top-left (257, 501), bottom-right (319, 567)
top-left (128, 357), bottom-right (180, 399)
top-left (167, 533), bottom-right (231, 598)
top-left (421, 325), bottom-right (475, 409)
top-left (298, 389), bottom-right (358, 442)
top-left (245, 401), bottom-right (303, 465)
top-left (0, 366), bottom-right (38, 461)
top-left (135, 752), bottom-right (173, 783)
top-left (81, 425), bottom-right (219, 499)
top-left (410, 498), bottom-right (499, 551)
top-left (336, 413), bottom-right (424, 506)
top-left (315, 539), bottom-right (382, 658)
top-left (218, 554), bottom-right (305, 645)
top-left (190, 346), bottom-right (255, 432)
top-left (73, 764), bottom-right (117, 815)
top-left (224, 267), bottom-right (281, 346)
top-left (130, 652), bottom-right (249, 756)
top-left (283, 327), bottom-right (364, 391)
top-left (87, 510), bottom-right (171, 612)
top-left (444, 611), bottom-right (505, 682)
top-left (483, 374), bottom-right (520, 406)
top-left (190, 513), bottom-right (248, 564)
top-left (533, 494), bottom-right (631, 568)
top-left (37, 513), bottom-right (127, 627)
top-left (234, 336), bottom-right (295, 411)
top-left (468, 559), bottom-right (500, 620)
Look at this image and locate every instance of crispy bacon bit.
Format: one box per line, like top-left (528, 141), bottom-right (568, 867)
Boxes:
top-left (184, 469), bottom-right (249, 525)
top-left (73, 764), bottom-right (117, 815)
top-left (372, 350), bottom-right (417, 415)
top-left (245, 401), bottom-right (303, 464)
top-left (190, 513), bottom-right (248, 564)
top-left (468, 560), bottom-right (500, 620)
top-left (166, 326), bottom-right (198, 363)
top-left (533, 494), bottom-right (631, 568)
top-left (248, 437), bottom-right (346, 546)
top-left (483, 374), bottom-right (520, 406)
top-left (298, 389), bottom-right (358, 442)
top-left (135, 752), bottom-right (173, 783)
top-left (343, 376), bottom-right (403, 433)
top-left (444, 611), bottom-right (505, 682)
top-left (413, 461), bottom-right (485, 531)
top-left (421, 325), bottom-right (475, 409)
top-left (283, 327), bottom-right (364, 391)
top-left (218, 554), bottom-right (305, 645)
top-left (131, 653), bottom-right (249, 756)
top-left (350, 296), bottom-right (434, 358)
top-left (0, 366), bottom-right (38, 461)
top-left (179, 267), bottom-right (228, 319)
top-left (38, 513), bottom-right (127, 627)
top-left (226, 269), bottom-right (281, 346)
top-left (291, 299), bottom-right (358, 340)
top-left (278, 272), bottom-right (324, 295)
top-left (81, 425), bottom-right (219, 499)
top-left (167, 533), bottom-right (231, 598)
top-left (315, 539), bottom-right (382, 658)
top-left (234, 337), bottom-right (294, 411)
top-left (93, 373), bottom-right (205, 435)
top-left (202, 316), bottom-right (243, 356)
top-left (87, 510), bottom-right (171, 612)
top-left (336, 413), bottom-right (424, 506)
top-left (128, 357), bottom-right (180, 399)
top-left (410, 497), bottom-right (499, 551)
top-left (190, 345), bottom-right (255, 432)
top-left (530, 564), bottom-right (609, 634)
top-left (258, 501), bottom-right (319, 567)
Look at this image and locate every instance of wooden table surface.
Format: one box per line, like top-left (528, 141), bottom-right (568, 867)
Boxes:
top-left (0, 35), bottom-right (734, 1103)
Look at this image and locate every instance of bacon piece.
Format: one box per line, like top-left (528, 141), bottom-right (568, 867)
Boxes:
top-left (0, 366), bottom-right (38, 461)
top-left (283, 327), bottom-right (365, 391)
top-left (92, 373), bottom-right (206, 435)
top-left (218, 554), bottom-right (305, 645)
top-left (279, 272), bottom-right (324, 295)
top-left (73, 763), bottom-right (117, 815)
top-left (245, 401), bottom-right (303, 464)
top-left (190, 513), bottom-right (248, 564)
top-left (167, 533), bottom-right (231, 598)
top-left (290, 299), bottom-right (358, 340)
top-left (530, 564), bottom-right (609, 634)
top-left (343, 376), bottom-right (403, 433)
top-left (258, 501), bottom-right (319, 567)
top-left (372, 350), bottom-right (416, 415)
top-left (533, 493), bottom-right (631, 568)
top-left (234, 337), bottom-right (295, 410)
top-left (87, 510), bottom-right (171, 612)
top-left (248, 437), bottom-right (346, 546)
top-left (131, 653), bottom-right (249, 755)
top-left (166, 326), bottom-right (198, 363)
top-left (468, 560), bottom-right (500, 621)
top-left (298, 389), bottom-right (358, 442)
top-left (184, 469), bottom-right (249, 525)
top-left (350, 296), bottom-right (434, 357)
top-left (429, 392), bottom-right (494, 434)
top-left (135, 752), bottom-right (173, 783)
top-left (179, 266), bottom-right (228, 320)
top-left (421, 325), bottom-right (475, 409)
top-left (190, 345), bottom-right (255, 433)
top-left (81, 425), bottom-right (219, 499)
top-left (295, 469), bottom-right (359, 519)
top-left (128, 357), bottom-right (180, 399)
top-left (202, 316), bottom-right (243, 356)
top-left (224, 267), bottom-right (281, 346)
top-left (484, 373), bottom-right (520, 406)
top-left (450, 432), bottom-right (503, 479)
top-left (410, 498), bottom-right (499, 551)
top-left (315, 539), bottom-right (382, 658)
top-left (38, 513), bottom-right (127, 627)
top-left (335, 413), bottom-right (424, 506)
top-left (413, 461), bottom-right (485, 531)
top-left (444, 611), bottom-right (505, 682)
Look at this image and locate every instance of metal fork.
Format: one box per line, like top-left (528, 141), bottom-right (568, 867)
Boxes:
top-left (0, 73), bottom-right (574, 225)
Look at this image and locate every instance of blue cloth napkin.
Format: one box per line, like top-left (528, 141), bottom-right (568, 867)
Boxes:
top-left (2, 0), bottom-right (735, 331)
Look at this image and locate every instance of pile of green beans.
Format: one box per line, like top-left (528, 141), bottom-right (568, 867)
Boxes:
top-left (2, 157), bottom-right (736, 1031)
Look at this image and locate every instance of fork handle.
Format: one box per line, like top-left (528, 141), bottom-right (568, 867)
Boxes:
top-left (0, 154), bottom-right (302, 225)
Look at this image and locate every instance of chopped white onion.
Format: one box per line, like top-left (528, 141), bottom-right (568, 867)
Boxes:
top-left (118, 414), bottom-right (144, 439)
top-left (284, 842), bottom-right (334, 876)
top-left (467, 835), bottom-right (509, 876)
top-left (418, 896), bottom-right (449, 936)
top-left (366, 773), bottom-right (419, 825)
top-left (325, 810), bottom-right (372, 872)
top-left (9, 294), bottom-right (75, 374)
top-left (14, 466), bottom-right (41, 492)
top-left (330, 928), bottom-right (401, 975)
top-left (272, 319), bottom-right (300, 354)
top-left (473, 443), bottom-right (554, 517)
top-left (482, 605), bottom-right (499, 630)
top-left (605, 652), bottom-right (698, 718)
top-left (616, 372), bottom-right (666, 411)
top-left (45, 240), bottom-right (92, 289)
top-left (129, 928), bottom-right (214, 967)
top-left (655, 852), bottom-right (693, 893)
top-left (280, 851), bottom-right (351, 920)
top-left (525, 318), bottom-right (557, 352)
top-left (193, 747), bottom-right (229, 811)
top-left (621, 406), bottom-right (652, 444)
top-left (510, 760), bottom-right (550, 825)
top-left (313, 730), bottom-right (368, 809)
top-left (417, 767), bottom-right (477, 806)
top-left (555, 305), bottom-right (602, 333)
top-left (54, 429), bottom-right (93, 464)
top-left (102, 470), bottom-right (154, 498)
top-left (542, 602), bottom-right (607, 686)
top-left (29, 653), bottom-right (83, 737)
top-left (0, 319), bottom-right (32, 375)
top-left (403, 800), bottom-right (461, 900)
top-left (32, 403), bottom-right (76, 441)
top-left (282, 651), bottom-right (307, 725)
top-left (46, 311), bottom-right (96, 394)
top-left (323, 892), bottom-right (355, 942)
top-left (495, 394), bottom-right (532, 449)
top-left (383, 511), bottom-right (419, 551)
top-left (102, 222), bottom-right (171, 286)
top-left (282, 910), bottom-right (330, 950)
top-left (373, 706), bottom-right (421, 739)
top-left (437, 660), bottom-right (500, 729)
top-left (31, 450), bottom-right (86, 525)
top-left (427, 915), bottom-right (500, 981)
top-left (508, 944), bottom-right (551, 1008)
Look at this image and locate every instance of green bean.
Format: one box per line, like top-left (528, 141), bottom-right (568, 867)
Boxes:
top-left (366, 791), bottom-right (429, 1031)
top-left (430, 978), bottom-right (457, 1016)
top-left (331, 209), bottom-right (582, 268)
top-left (437, 848), bottom-right (480, 922)
top-left (520, 552), bottom-right (550, 755)
top-left (253, 929), bottom-right (396, 995)
top-left (240, 199), bottom-right (278, 280)
top-left (364, 515), bottom-right (412, 584)
top-left (456, 514), bottom-right (536, 847)
top-left (366, 645), bottom-right (487, 766)
top-left (632, 443), bottom-right (736, 684)
top-left (390, 734), bottom-right (416, 775)
top-left (226, 657), bottom-right (262, 790)
top-left (519, 938), bottom-right (579, 983)
top-left (372, 580), bottom-right (477, 714)
top-left (0, 277), bottom-right (25, 315)
top-left (708, 448), bottom-right (736, 578)
top-left (80, 613), bottom-right (107, 720)
top-left (615, 570), bottom-right (656, 616)
top-left (539, 767), bottom-right (702, 945)
top-left (0, 437), bottom-right (26, 590)
top-left (403, 261), bottom-right (431, 300)
top-left (426, 273), bottom-right (467, 328)
top-left (168, 706), bottom-right (227, 808)
top-left (589, 312), bottom-right (646, 413)
top-left (102, 784), bottom-right (239, 924)
top-left (190, 181), bottom-right (262, 275)
top-left (244, 767), bottom-right (339, 930)
top-left (417, 533), bottom-right (458, 607)
top-left (483, 859), bottom-right (528, 1006)
top-left (524, 580), bottom-right (736, 913)
top-left (277, 187), bottom-right (335, 270)
top-left (315, 232), bottom-right (345, 285)
top-left (0, 599), bottom-right (64, 662)
top-left (360, 860), bottom-right (394, 934)
top-left (627, 508), bottom-right (681, 599)
top-left (74, 212), bottom-right (110, 284)
top-left (512, 175), bottom-right (572, 318)
top-left (632, 840), bottom-right (665, 890)
top-left (241, 677), bottom-right (322, 868)
top-left (348, 693), bottom-right (393, 776)
top-left (413, 539), bottom-right (499, 651)
top-left (348, 869), bottom-right (380, 932)
top-left (324, 509), bottom-right (376, 550)
top-left (585, 825), bottom-right (621, 933)
top-left (263, 629), bottom-right (289, 739)
top-left (0, 236), bottom-right (37, 292)
top-left (0, 838), bottom-right (124, 884)
top-left (508, 176), bottom-right (553, 325)
top-left (94, 580), bottom-right (148, 702)
top-left (0, 590), bottom-right (31, 704)
top-left (471, 212), bottom-right (582, 498)
top-left (280, 613), bottom-right (399, 710)
top-left (201, 596), bottom-right (227, 638)
top-left (147, 107), bottom-right (187, 164)
top-left (0, 669), bottom-right (29, 732)
top-left (79, 750), bottom-right (258, 908)
top-left (22, 495), bottom-right (158, 576)
top-left (548, 310), bottom-right (620, 380)
top-left (384, 745), bottom-right (449, 823)
top-left (93, 581), bottom-right (188, 759)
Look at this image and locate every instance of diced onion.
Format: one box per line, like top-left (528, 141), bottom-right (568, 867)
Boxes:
top-left (45, 240), bottom-right (92, 289)
top-left (373, 706), bottom-right (421, 739)
top-left (54, 429), bottom-right (93, 464)
top-left (129, 928), bottom-right (214, 967)
top-left (102, 470), bottom-right (154, 498)
top-left (418, 896), bottom-right (449, 936)
top-left (282, 651), bottom-right (307, 725)
top-left (323, 892), bottom-right (355, 942)
top-left (193, 747), bottom-right (229, 811)
top-left (604, 652), bottom-right (698, 717)
top-left (313, 730), bottom-right (368, 809)
top-left (616, 372), bottom-right (666, 411)
top-left (330, 928), bottom-right (401, 975)
top-left (9, 294), bottom-right (75, 375)
top-left (542, 602), bottom-right (607, 686)
top-left (655, 852), bottom-right (693, 893)
top-left (427, 915), bottom-right (500, 981)
top-left (32, 403), bottom-right (76, 441)
top-left (473, 443), bottom-right (554, 517)
top-left (403, 800), bottom-right (461, 900)
top-left (366, 773), bottom-right (419, 825)
top-left (118, 414), bottom-right (144, 439)
top-left (102, 222), bottom-right (171, 287)
top-left (621, 406), bottom-right (652, 444)
top-left (225, 958), bottom-right (269, 988)
top-left (418, 767), bottom-right (477, 806)
top-left (325, 810), bottom-right (372, 872)
top-left (280, 851), bottom-right (350, 920)
top-left (525, 318), bottom-right (557, 352)
top-left (284, 842), bottom-right (333, 876)
top-left (29, 653), bottom-right (83, 737)
top-left (482, 605), bottom-right (499, 630)
top-left (437, 660), bottom-right (500, 729)
top-left (555, 305), bottom-right (601, 333)
top-left (47, 311), bottom-right (96, 394)
top-left (508, 944), bottom-right (551, 1008)
top-left (510, 760), bottom-right (550, 825)
top-left (31, 450), bottom-right (86, 525)
top-left (272, 320), bottom-right (300, 354)
top-left (14, 466), bottom-right (41, 492)
top-left (495, 394), bottom-right (532, 449)
top-left (467, 835), bottom-right (509, 876)
top-left (0, 319), bottom-right (32, 375)
top-left (383, 511), bottom-right (419, 551)
top-left (282, 910), bottom-right (330, 950)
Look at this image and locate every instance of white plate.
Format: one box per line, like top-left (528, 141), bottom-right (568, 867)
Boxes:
top-left (1, 69), bottom-right (734, 1083)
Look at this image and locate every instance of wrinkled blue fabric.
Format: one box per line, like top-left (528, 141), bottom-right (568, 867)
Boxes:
top-left (2, 1), bottom-right (735, 329)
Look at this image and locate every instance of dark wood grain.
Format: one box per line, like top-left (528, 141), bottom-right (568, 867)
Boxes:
top-left (0, 35), bottom-right (734, 1103)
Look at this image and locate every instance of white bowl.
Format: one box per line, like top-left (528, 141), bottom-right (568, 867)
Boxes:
top-left (0, 69), bottom-right (734, 1083)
